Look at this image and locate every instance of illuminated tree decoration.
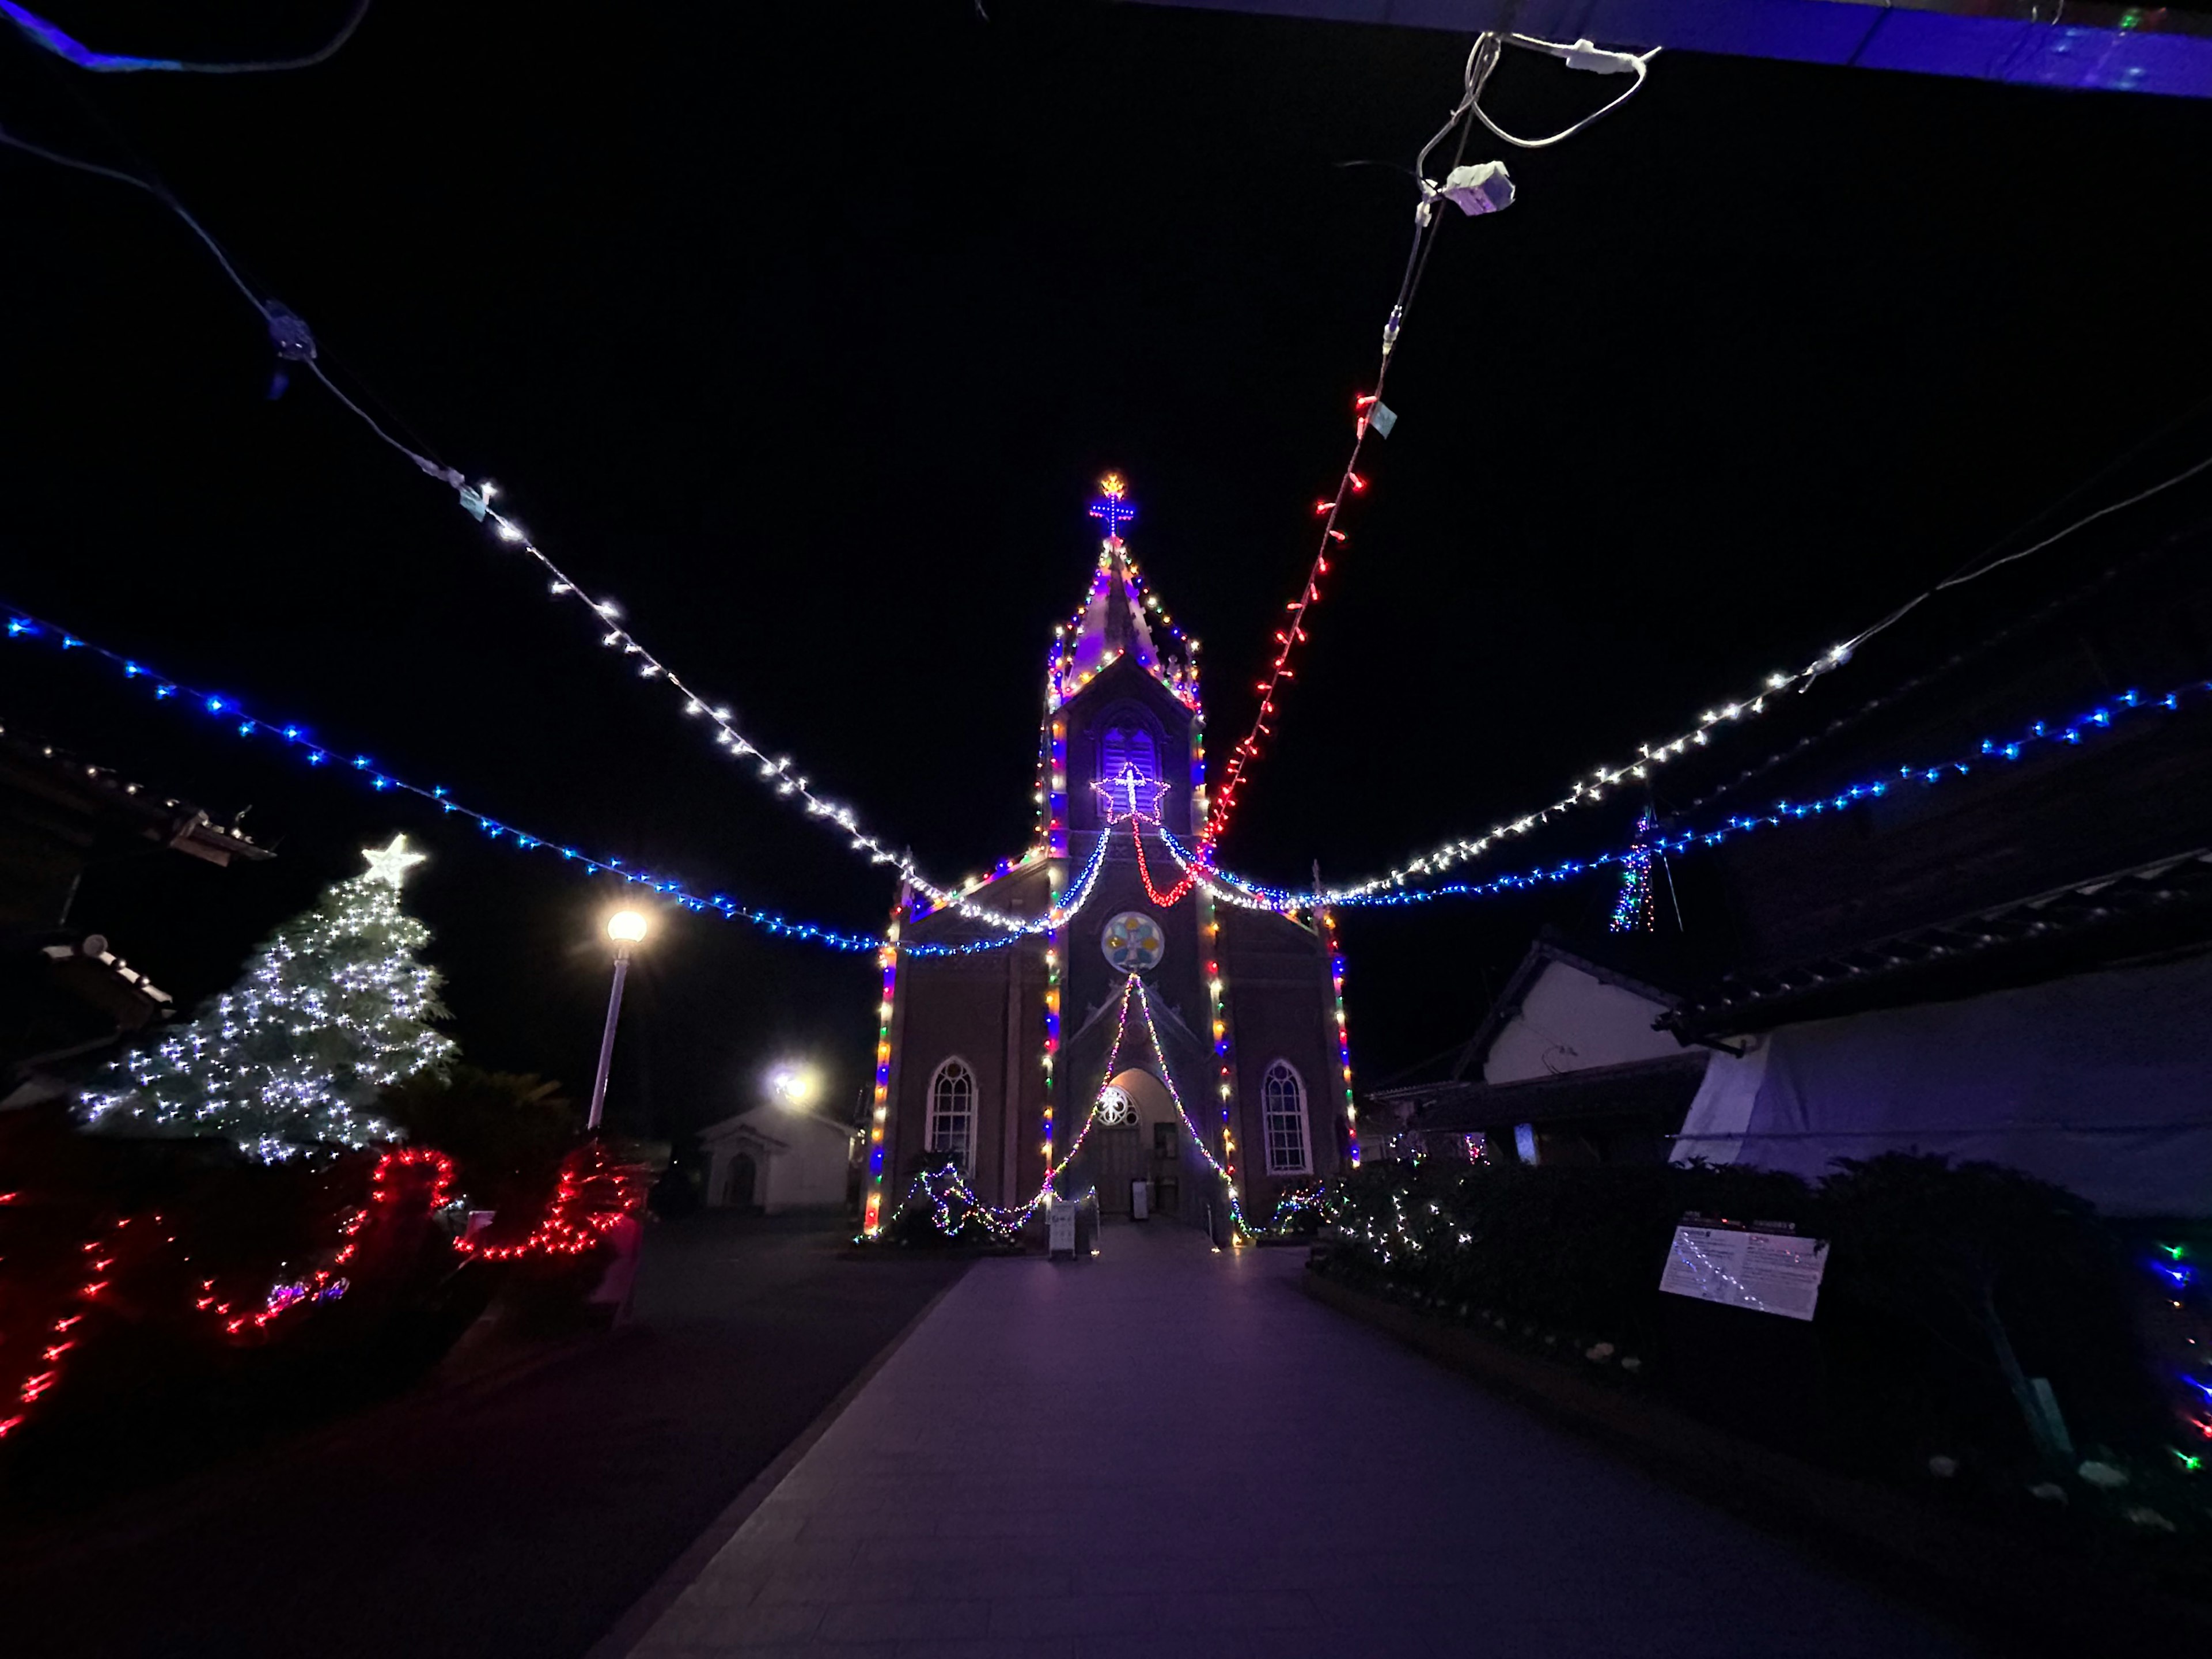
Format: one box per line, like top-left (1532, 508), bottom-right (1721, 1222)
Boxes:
top-left (1609, 811), bottom-right (1657, 934)
top-left (79, 834), bottom-right (456, 1160)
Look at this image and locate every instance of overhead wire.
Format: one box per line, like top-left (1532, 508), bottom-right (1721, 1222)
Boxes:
top-left (1, 0), bottom-right (375, 75)
top-left (1203, 31), bottom-right (1657, 849)
top-left (0, 109), bottom-right (1060, 933)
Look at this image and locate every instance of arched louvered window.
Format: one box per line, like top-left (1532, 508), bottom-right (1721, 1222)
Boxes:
top-left (928, 1059), bottom-right (975, 1168)
top-left (1262, 1060), bottom-right (1311, 1176)
top-left (1097, 724), bottom-right (1159, 817)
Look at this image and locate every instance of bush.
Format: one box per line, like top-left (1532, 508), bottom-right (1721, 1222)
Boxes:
top-left (1312, 1153), bottom-right (2158, 1480)
top-left (377, 1066), bottom-right (579, 1221)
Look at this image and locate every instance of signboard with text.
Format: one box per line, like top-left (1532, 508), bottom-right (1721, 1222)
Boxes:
top-left (1658, 1214), bottom-right (1828, 1322)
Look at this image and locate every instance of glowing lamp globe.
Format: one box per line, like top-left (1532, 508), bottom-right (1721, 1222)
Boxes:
top-left (768, 1063), bottom-right (821, 1108)
top-left (607, 910), bottom-right (650, 945)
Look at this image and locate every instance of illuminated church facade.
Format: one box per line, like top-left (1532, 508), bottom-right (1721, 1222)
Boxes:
top-left (863, 479), bottom-right (1357, 1234)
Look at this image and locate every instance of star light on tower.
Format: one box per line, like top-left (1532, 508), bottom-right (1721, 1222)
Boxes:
top-left (1088, 472), bottom-right (1137, 541)
top-left (362, 832), bottom-right (428, 887)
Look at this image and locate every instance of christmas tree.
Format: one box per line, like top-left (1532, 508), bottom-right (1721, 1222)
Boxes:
top-left (80, 834), bottom-right (457, 1160)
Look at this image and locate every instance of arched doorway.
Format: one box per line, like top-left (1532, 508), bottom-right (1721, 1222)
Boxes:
top-left (724, 1151), bottom-right (759, 1210)
top-left (1089, 1068), bottom-right (1187, 1219)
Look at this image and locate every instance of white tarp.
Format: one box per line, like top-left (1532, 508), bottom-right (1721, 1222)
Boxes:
top-left (1672, 950), bottom-right (2212, 1217)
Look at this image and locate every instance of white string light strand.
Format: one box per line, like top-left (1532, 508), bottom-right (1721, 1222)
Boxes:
top-left (1157, 672), bottom-right (2212, 916)
top-left (1194, 422), bottom-right (2212, 911)
top-left (0, 118), bottom-right (1057, 933)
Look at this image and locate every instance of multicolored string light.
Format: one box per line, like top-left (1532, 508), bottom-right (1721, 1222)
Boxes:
top-left (861, 894), bottom-right (904, 1237)
top-left (1131, 976), bottom-right (1252, 1237)
top-left (1609, 811), bottom-right (1657, 934)
top-left (1321, 909), bottom-right (1359, 1166)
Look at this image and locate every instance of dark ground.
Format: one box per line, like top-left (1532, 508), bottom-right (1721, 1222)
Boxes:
top-left (0, 1213), bottom-right (967, 1659)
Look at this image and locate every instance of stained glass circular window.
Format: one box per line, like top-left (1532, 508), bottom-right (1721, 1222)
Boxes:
top-left (1096, 1086), bottom-right (1135, 1126)
top-left (1101, 911), bottom-right (1165, 973)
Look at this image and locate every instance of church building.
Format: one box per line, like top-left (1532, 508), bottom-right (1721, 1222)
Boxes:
top-left (863, 478), bottom-right (1357, 1236)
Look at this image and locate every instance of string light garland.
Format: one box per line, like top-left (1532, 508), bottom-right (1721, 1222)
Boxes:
top-left (0, 1211), bottom-right (145, 1443)
top-left (468, 502), bottom-right (1066, 935)
top-left (12, 55), bottom-right (2208, 952)
top-left (0, 603), bottom-right (1114, 961)
top-left (1202, 896), bottom-right (1238, 1175)
top-left (457, 1139), bottom-right (645, 1260)
top-left (1322, 908), bottom-right (1360, 1166)
top-left (1202, 31), bottom-right (1657, 850)
top-left (876, 976), bottom-right (1144, 1241)
top-left (0, 124), bottom-right (1072, 937)
top-left (861, 896), bottom-right (904, 1237)
top-left (1162, 675), bottom-right (2212, 914)
top-left (1131, 976), bottom-right (1252, 1237)
top-left (1, 1142), bottom-right (643, 1446)
top-left (1609, 811), bottom-right (1657, 934)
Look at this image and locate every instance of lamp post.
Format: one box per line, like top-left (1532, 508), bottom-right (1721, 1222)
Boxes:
top-left (587, 909), bottom-right (649, 1132)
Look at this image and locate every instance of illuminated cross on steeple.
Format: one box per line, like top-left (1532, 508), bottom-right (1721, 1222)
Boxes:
top-left (1088, 472), bottom-right (1137, 541)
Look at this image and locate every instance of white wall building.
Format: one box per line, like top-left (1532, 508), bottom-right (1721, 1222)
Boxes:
top-left (697, 1105), bottom-right (858, 1214)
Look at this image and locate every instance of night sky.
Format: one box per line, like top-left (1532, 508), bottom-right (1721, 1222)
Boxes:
top-left (4, 0), bottom-right (2211, 1140)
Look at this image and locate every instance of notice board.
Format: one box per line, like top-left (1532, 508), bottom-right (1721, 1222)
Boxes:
top-left (1658, 1215), bottom-right (1828, 1321)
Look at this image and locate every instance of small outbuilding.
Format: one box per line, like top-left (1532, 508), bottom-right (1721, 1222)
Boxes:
top-left (696, 1104), bottom-right (857, 1214)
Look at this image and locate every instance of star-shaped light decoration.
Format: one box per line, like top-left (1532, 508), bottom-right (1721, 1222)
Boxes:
top-left (362, 832), bottom-right (429, 887)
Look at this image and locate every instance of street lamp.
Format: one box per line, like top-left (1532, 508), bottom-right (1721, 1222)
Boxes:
top-left (768, 1062), bottom-right (821, 1109)
top-left (586, 909), bottom-right (650, 1132)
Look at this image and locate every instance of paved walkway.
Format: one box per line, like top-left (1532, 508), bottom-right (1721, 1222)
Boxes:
top-left (624, 1223), bottom-right (1976, 1659)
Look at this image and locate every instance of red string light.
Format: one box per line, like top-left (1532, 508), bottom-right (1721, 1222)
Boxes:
top-left (1, 1212), bottom-right (149, 1443)
top-left (4, 1141), bottom-right (641, 1446)
top-left (1131, 815), bottom-right (1198, 909)
top-left (457, 1140), bottom-right (646, 1261)
top-left (1203, 391), bottom-right (1381, 849)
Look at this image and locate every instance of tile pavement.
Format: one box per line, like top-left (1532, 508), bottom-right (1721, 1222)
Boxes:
top-left (618, 1222), bottom-right (1978, 1658)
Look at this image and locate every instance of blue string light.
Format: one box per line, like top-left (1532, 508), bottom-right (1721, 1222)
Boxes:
top-left (1171, 675), bottom-right (2212, 912)
top-left (0, 602), bottom-right (1109, 959)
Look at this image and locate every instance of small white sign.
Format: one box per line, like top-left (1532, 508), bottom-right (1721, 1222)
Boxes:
top-left (1659, 1222), bottom-right (1828, 1321)
top-left (1048, 1203), bottom-right (1077, 1257)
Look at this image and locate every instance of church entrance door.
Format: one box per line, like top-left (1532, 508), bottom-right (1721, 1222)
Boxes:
top-left (1096, 1069), bottom-right (1181, 1221)
top-left (724, 1152), bottom-right (758, 1210)
top-left (1093, 1124), bottom-right (1145, 1214)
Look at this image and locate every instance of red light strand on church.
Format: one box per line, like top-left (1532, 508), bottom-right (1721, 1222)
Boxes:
top-left (1131, 816), bottom-right (1198, 910)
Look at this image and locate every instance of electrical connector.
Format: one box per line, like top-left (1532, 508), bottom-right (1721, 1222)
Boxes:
top-left (1439, 160), bottom-right (1514, 217)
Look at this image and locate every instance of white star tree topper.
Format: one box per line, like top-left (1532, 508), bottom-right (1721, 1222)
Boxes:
top-left (363, 832), bottom-right (429, 887)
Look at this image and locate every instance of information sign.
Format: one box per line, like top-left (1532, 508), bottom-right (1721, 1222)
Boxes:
top-left (1658, 1215), bottom-right (1828, 1321)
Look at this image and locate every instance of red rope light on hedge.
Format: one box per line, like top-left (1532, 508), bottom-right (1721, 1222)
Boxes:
top-left (457, 1141), bottom-right (645, 1261)
top-left (1, 1212), bottom-right (145, 1442)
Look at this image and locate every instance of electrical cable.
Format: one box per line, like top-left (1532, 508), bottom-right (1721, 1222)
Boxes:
top-left (0, 111), bottom-right (1064, 931)
top-left (1, 0), bottom-right (374, 74)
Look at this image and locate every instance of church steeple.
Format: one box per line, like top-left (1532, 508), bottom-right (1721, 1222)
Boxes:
top-left (1047, 475), bottom-right (1199, 713)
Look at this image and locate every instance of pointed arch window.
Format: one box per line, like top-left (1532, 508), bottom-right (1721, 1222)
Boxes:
top-left (1097, 724), bottom-right (1160, 817)
top-left (928, 1058), bottom-right (975, 1169)
top-left (1262, 1060), bottom-right (1311, 1176)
